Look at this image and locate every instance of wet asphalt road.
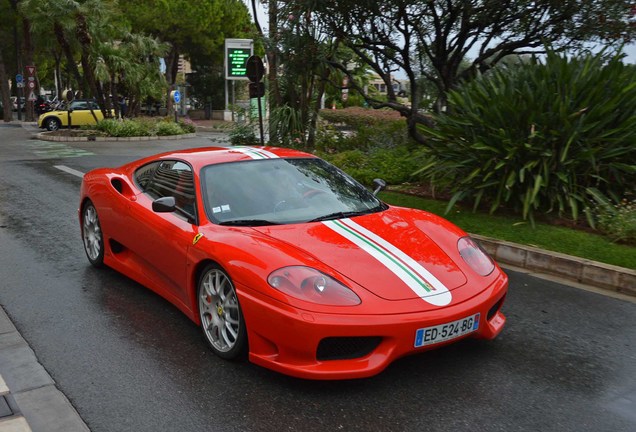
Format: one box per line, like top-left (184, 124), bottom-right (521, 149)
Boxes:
top-left (0, 124), bottom-right (634, 432)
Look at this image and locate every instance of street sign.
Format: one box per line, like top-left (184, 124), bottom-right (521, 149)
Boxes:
top-left (248, 82), bottom-right (265, 98)
top-left (15, 74), bottom-right (23, 84)
top-left (27, 81), bottom-right (35, 89)
top-left (225, 39), bottom-right (253, 80)
top-left (246, 56), bottom-right (265, 83)
top-left (26, 65), bottom-right (36, 76)
top-left (27, 90), bottom-right (37, 101)
top-left (171, 90), bottom-right (181, 104)
top-left (16, 82), bottom-right (24, 88)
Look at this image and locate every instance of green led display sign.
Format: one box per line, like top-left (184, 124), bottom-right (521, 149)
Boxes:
top-left (227, 48), bottom-right (250, 78)
top-left (225, 39), bottom-right (253, 80)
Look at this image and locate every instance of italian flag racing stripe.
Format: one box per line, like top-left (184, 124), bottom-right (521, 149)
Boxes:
top-left (232, 146), bottom-right (279, 159)
top-left (323, 218), bottom-right (452, 306)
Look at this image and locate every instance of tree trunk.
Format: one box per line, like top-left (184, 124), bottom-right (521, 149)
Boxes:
top-left (54, 22), bottom-right (83, 93)
top-left (306, 67), bottom-right (329, 149)
top-left (21, 17), bottom-right (36, 121)
top-left (75, 13), bottom-right (109, 119)
top-left (0, 49), bottom-right (12, 122)
top-left (268, 1), bottom-right (281, 109)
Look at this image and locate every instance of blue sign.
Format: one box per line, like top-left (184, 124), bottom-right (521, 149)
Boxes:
top-left (15, 74), bottom-right (23, 84)
top-left (173, 90), bottom-right (181, 104)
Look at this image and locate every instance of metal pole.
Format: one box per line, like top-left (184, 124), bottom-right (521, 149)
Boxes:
top-left (257, 94), bottom-right (264, 146)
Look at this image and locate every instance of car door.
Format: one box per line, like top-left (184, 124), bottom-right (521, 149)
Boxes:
top-left (126, 160), bottom-right (198, 308)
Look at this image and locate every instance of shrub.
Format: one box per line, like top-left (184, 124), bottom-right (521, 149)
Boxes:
top-left (154, 120), bottom-right (185, 136)
top-left (322, 146), bottom-right (421, 186)
top-left (593, 194), bottom-right (636, 244)
top-left (229, 122), bottom-right (259, 146)
top-left (416, 50), bottom-right (636, 225)
top-left (319, 107), bottom-right (403, 129)
top-left (178, 118), bottom-right (196, 133)
top-left (317, 117), bottom-right (413, 153)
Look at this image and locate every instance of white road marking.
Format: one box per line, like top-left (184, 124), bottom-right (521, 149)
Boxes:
top-left (54, 165), bottom-right (85, 178)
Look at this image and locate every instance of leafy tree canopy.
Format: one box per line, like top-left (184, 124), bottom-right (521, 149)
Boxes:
top-left (286, 0), bottom-right (636, 144)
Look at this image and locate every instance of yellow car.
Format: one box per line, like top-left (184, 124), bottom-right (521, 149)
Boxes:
top-left (38, 100), bottom-right (107, 131)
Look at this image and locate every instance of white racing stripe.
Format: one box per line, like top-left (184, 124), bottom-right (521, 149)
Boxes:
top-left (231, 146), bottom-right (279, 159)
top-left (323, 218), bottom-right (452, 306)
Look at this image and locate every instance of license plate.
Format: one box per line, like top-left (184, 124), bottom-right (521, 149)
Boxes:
top-left (414, 313), bottom-right (480, 348)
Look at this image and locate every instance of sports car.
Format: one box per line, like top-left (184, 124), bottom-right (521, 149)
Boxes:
top-left (79, 146), bottom-right (508, 380)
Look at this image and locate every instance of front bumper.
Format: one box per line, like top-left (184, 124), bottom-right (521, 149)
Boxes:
top-left (238, 272), bottom-right (508, 380)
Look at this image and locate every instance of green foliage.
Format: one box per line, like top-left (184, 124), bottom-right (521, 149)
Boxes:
top-left (178, 118), bottom-right (196, 133)
top-left (154, 120), bottom-right (185, 136)
top-left (92, 118), bottom-right (191, 137)
top-left (317, 110), bottom-right (412, 153)
top-left (324, 146), bottom-right (421, 186)
top-left (416, 50), bottom-right (636, 225)
top-left (319, 107), bottom-right (403, 129)
top-left (269, 105), bottom-right (305, 147)
top-left (593, 194), bottom-right (636, 244)
top-left (94, 119), bottom-right (152, 137)
top-left (229, 123), bottom-right (258, 146)
top-left (316, 117), bottom-right (421, 186)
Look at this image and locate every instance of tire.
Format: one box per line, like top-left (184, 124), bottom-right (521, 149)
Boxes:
top-left (198, 264), bottom-right (247, 360)
top-left (44, 117), bottom-right (61, 131)
top-left (81, 201), bottom-right (104, 267)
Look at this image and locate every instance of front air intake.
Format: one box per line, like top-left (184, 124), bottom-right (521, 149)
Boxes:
top-left (316, 337), bottom-right (382, 361)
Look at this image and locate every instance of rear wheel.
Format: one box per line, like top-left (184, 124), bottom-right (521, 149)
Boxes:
top-left (198, 264), bottom-right (247, 360)
top-left (81, 201), bottom-right (104, 267)
top-left (44, 117), bottom-right (61, 131)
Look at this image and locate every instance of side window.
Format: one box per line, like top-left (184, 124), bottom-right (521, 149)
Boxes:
top-left (146, 160), bottom-right (196, 220)
top-left (71, 101), bottom-right (88, 110)
top-left (134, 161), bottom-right (161, 191)
top-left (89, 101), bottom-right (100, 110)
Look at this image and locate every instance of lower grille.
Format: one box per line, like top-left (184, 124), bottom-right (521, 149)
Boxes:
top-left (487, 296), bottom-right (506, 321)
top-left (317, 336), bottom-right (382, 361)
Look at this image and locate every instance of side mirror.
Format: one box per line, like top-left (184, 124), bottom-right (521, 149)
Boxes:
top-left (372, 178), bottom-right (387, 196)
top-left (152, 196), bottom-right (176, 213)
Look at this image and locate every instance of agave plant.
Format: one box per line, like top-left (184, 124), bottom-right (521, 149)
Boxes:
top-left (416, 50), bottom-right (636, 226)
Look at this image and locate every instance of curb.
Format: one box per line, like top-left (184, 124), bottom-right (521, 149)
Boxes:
top-left (36, 132), bottom-right (196, 142)
top-left (473, 234), bottom-right (636, 297)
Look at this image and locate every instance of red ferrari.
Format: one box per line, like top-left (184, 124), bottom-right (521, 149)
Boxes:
top-left (79, 146), bottom-right (507, 379)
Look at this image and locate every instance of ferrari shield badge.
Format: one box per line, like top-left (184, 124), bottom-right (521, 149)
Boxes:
top-left (192, 233), bottom-right (203, 245)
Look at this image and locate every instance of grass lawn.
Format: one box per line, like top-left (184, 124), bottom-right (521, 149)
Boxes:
top-left (380, 191), bottom-right (636, 270)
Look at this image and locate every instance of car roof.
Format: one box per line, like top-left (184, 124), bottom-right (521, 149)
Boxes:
top-left (134, 146), bottom-right (318, 171)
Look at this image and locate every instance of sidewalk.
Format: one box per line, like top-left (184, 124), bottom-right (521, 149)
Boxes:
top-left (0, 308), bottom-right (88, 432)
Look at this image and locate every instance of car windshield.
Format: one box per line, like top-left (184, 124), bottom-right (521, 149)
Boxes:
top-left (200, 158), bottom-right (386, 225)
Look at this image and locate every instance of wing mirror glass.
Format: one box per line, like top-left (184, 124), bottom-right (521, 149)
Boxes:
top-left (152, 196), bottom-right (176, 213)
top-left (372, 178), bottom-right (387, 196)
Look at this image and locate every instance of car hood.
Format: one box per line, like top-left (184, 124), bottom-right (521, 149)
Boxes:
top-left (253, 209), bottom-right (468, 305)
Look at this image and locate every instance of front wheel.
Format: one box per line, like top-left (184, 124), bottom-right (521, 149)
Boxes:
top-left (44, 117), bottom-right (61, 131)
top-left (81, 201), bottom-right (104, 267)
top-left (198, 264), bottom-right (247, 360)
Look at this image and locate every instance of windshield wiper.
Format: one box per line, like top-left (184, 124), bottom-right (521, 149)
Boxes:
top-left (309, 211), bottom-right (368, 222)
top-left (309, 204), bottom-right (387, 223)
top-left (218, 219), bottom-right (280, 226)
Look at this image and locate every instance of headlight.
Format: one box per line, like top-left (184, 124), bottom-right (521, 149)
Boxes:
top-left (268, 266), bottom-right (361, 306)
top-left (457, 237), bottom-right (495, 276)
